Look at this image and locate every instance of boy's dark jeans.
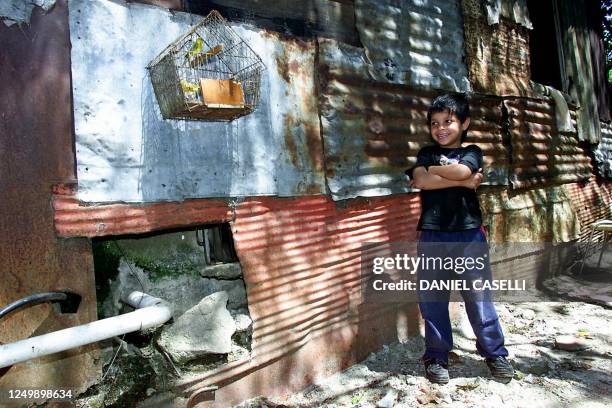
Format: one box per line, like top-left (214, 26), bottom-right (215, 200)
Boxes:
top-left (417, 228), bottom-right (509, 364)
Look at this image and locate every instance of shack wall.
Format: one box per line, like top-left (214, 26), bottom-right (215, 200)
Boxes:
top-left (2, 0), bottom-right (612, 405)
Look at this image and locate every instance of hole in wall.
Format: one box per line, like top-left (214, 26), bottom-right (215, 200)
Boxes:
top-left (86, 223), bottom-right (252, 405)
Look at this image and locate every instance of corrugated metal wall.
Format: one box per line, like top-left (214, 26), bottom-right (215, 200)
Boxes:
top-left (480, 186), bottom-right (581, 243)
top-left (504, 97), bottom-right (592, 189)
top-left (4, 0), bottom-right (612, 405)
top-left (318, 39), bottom-right (508, 201)
top-left (595, 121), bottom-right (612, 179)
top-left (556, 0), bottom-right (602, 143)
top-left (564, 181), bottom-right (612, 242)
top-left (354, 0), bottom-right (470, 91)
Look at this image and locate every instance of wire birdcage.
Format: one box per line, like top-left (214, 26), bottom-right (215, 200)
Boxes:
top-left (147, 10), bottom-right (265, 121)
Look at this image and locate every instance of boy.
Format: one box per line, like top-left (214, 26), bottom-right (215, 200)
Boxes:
top-left (406, 93), bottom-right (513, 384)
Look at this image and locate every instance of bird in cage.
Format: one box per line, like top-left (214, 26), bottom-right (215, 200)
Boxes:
top-left (186, 36), bottom-right (204, 61)
top-left (186, 38), bottom-right (224, 68)
top-left (180, 79), bottom-right (200, 101)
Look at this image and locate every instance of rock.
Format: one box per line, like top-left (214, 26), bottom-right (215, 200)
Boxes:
top-left (201, 277), bottom-right (248, 310)
top-left (457, 313), bottom-right (476, 340)
top-left (157, 291), bottom-right (236, 364)
top-left (526, 359), bottom-right (551, 375)
top-left (231, 313), bottom-right (253, 348)
top-left (514, 319), bottom-right (528, 329)
top-left (200, 262), bottom-right (243, 279)
top-left (434, 389), bottom-right (452, 405)
top-left (233, 313), bottom-right (253, 332)
top-left (405, 376), bottom-right (418, 385)
top-left (448, 351), bottom-right (464, 364)
top-left (554, 335), bottom-right (588, 351)
top-left (521, 309), bottom-right (536, 320)
top-left (376, 390), bottom-right (397, 408)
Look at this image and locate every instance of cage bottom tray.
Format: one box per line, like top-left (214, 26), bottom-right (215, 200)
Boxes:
top-left (174, 102), bottom-right (254, 121)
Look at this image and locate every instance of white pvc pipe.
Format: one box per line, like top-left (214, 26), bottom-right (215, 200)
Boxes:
top-left (0, 291), bottom-right (172, 369)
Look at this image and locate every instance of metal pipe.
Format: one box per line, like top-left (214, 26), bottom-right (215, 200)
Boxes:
top-left (0, 292), bottom-right (68, 320)
top-left (0, 292), bottom-right (172, 369)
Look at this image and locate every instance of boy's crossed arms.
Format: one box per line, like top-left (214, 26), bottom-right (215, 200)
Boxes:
top-left (410, 163), bottom-right (483, 190)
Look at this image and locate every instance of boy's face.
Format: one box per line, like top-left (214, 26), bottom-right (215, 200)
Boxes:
top-left (429, 110), bottom-right (470, 148)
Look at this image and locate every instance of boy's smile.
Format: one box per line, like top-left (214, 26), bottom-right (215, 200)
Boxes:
top-left (430, 110), bottom-right (470, 148)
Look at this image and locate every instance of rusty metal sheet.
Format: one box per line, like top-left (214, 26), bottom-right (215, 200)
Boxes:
top-left (556, 0), bottom-right (601, 143)
top-left (564, 181), bottom-right (612, 242)
top-left (354, 0), bottom-right (470, 91)
top-left (479, 186), bottom-right (581, 243)
top-left (0, 0), bottom-right (99, 397)
top-left (0, 0), bottom-right (57, 27)
top-left (69, 0), bottom-right (325, 203)
top-left (53, 184), bottom-right (233, 237)
top-left (461, 0), bottom-right (532, 96)
top-left (318, 39), bottom-right (508, 201)
top-left (504, 97), bottom-right (592, 189)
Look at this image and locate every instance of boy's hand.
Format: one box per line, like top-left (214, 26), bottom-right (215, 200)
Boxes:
top-left (464, 169), bottom-right (484, 190)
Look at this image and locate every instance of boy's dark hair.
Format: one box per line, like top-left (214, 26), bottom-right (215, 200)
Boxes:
top-left (427, 93), bottom-right (471, 142)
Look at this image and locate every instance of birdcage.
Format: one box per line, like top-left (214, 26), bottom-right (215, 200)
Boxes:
top-left (147, 10), bottom-right (265, 121)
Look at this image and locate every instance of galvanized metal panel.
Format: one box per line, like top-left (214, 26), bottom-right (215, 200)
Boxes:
top-left (354, 0), bottom-right (470, 91)
top-left (461, 0), bottom-right (532, 96)
top-left (482, 0), bottom-right (532, 28)
top-left (504, 97), bottom-right (592, 189)
top-left (69, 0), bottom-right (325, 203)
top-left (0, 0), bottom-right (98, 396)
top-left (318, 39), bottom-right (508, 201)
top-left (595, 121), bottom-right (612, 179)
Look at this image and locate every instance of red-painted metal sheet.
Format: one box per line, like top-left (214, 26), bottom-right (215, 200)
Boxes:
top-left (53, 185), bottom-right (233, 237)
top-left (179, 194), bottom-right (422, 406)
top-left (0, 0), bottom-right (99, 396)
top-left (53, 189), bottom-right (423, 405)
top-left (564, 181), bottom-right (612, 242)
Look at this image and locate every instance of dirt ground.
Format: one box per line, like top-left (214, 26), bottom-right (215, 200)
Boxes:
top-left (236, 271), bottom-right (612, 408)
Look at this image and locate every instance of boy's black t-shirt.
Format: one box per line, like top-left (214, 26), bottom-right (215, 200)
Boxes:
top-left (406, 144), bottom-right (483, 231)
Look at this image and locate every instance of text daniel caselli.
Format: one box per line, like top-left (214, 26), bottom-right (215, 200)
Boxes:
top-left (370, 255), bottom-right (526, 292)
top-left (371, 279), bottom-right (526, 291)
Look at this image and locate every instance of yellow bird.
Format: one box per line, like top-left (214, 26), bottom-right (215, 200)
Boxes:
top-left (186, 37), bottom-right (204, 60)
top-left (180, 80), bottom-right (199, 94)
